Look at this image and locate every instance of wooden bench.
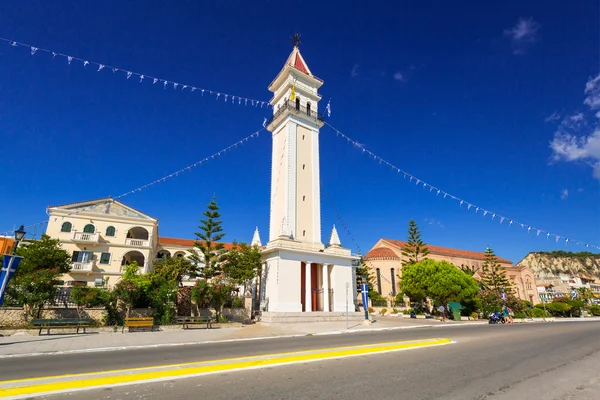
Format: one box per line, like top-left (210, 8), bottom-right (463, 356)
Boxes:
top-left (30, 318), bottom-right (94, 335)
top-left (122, 317), bottom-right (154, 333)
top-left (176, 316), bottom-right (215, 329)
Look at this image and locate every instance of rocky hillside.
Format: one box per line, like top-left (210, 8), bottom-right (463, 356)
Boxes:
top-left (518, 251), bottom-right (600, 279)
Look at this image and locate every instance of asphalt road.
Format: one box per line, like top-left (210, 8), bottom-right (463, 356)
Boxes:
top-left (8, 321), bottom-right (600, 399)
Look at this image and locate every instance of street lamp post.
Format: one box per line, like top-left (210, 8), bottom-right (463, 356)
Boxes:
top-left (12, 225), bottom-right (26, 255)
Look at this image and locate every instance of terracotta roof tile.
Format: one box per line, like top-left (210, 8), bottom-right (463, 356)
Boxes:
top-left (382, 239), bottom-right (513, 264)
top-left (365, 247), bottom-right (400, 260)
top-left (158, 237), bottom-right (236, 250)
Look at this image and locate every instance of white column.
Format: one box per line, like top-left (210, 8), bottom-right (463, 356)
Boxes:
top-left (323, 264), bottom-right (330, 312)
top-left (305, 262), bottom-right (312, 312)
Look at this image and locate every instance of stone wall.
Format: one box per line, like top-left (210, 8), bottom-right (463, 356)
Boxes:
top-left (0, 307), bottom-right (107, 328)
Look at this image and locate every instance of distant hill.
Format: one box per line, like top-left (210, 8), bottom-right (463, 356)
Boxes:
top-left (518, 251), bottom-right (600, 279)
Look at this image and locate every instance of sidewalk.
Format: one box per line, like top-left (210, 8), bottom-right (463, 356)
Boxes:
top-left (0, 316), bottom-right (466, 358)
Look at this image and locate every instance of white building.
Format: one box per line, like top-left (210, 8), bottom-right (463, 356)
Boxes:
top-left (259, 41), bottom-right (362, 322)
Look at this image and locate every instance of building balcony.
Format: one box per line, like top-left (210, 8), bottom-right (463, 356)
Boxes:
top-left (72, 232), bottom-right (99, 243)
top-left (126, 238), bottom-right (150, 247)
top-left (71, 261), bottom-right (94, 272)
top-left (266, 100), bottom-right (325, 128)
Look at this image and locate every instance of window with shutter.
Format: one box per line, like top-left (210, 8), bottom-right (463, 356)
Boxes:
top-left (61, 222), bottom-right (72, 232)
top-left (83, 224), bottom-right (95, 233)
top-left (105, 226), bottom-right (116, 236)
top-left (100, 253), bottom-right (111, 264)
top-left (71, 251), bottom-right (80, 262)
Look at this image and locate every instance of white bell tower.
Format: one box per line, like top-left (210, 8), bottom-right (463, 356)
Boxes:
top-left (266, 37), bottom-right (324, 247)
top-left (259, 36), bottom-right (361, 321)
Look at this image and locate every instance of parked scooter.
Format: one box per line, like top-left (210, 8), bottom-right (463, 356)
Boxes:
top-left (488, 312), bottom-right (505, 324)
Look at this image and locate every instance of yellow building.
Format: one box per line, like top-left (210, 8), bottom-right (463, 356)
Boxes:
top-left (0, 236), bottom-right (15, 255)
top-left (45, 197), bottom-right (236, 288)
top-left (365, 238), bottom-right (540, 305)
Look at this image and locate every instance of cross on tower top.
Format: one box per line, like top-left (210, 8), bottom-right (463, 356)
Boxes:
top-left (291, 33), bottom-right (301, 47)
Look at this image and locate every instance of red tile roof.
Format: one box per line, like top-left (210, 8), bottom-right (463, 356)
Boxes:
top-left (382, 239), bottom-right (513, 264)
top-left (158, 237), bottom-right (236, 250)
top-left (364, 247), bottom-right (400, 260)
top-left (294, 53), bottom-right (309, 74)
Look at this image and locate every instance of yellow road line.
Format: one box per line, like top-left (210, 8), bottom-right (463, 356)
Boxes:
top-left (0, 338), bottom-right (451, 399)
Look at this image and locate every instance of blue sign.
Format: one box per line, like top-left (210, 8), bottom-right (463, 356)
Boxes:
top-left (360, 283), bottom-right (369, 309)
top-left (0, 255), bottom-right (23, 306)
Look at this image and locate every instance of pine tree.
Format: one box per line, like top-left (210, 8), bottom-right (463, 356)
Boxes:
top-left (401, 220), bottom-right (430, 265)
top-left (479, 247), bottom-right (511, 292)
top-left (190, 196), bottom-right (226, 279)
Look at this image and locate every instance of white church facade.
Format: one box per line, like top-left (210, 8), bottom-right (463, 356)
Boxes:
top-left (259, 41), bottom-right (363, 322)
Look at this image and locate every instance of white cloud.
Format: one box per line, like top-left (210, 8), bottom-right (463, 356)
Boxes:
top-left (560, 189), bottom-right (569, 200)
top-left (544, 112), bottom-right (561, 123)
top-left (424, 218), bottom-right (444, 229)
top-left (393, 71), bottom-right (405, 82)
top-left (351, 64), bottom-right (359, 78)
top-left (584, 74), bottom-right (600, 113)
top-left (504, 18), bottom-right (540, 55)
top-left (550, 74), bottom-right (600, 179)
top-left (570, 113), bottom-right (584, 122)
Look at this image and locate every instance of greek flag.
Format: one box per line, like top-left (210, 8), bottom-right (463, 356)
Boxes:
top-left (0, 255), bottom-right (24, 306)
top-left (326, 99), bottom-right (331, 117)
top-left (501, 291), bottom-right (507, 300)
top-left (571, 290), bottom-right (578, 300)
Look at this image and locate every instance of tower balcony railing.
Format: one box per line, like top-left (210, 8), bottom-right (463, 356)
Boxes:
top-left (266, 100), bottom-right (325, 127)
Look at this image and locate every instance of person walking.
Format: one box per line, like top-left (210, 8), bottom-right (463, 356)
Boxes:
top-left (502, 305), bottom-right (509, 323)
top-left (508, 307), bottom-right (514, 324)
top-left (438, 304), bottom-right (446, 322)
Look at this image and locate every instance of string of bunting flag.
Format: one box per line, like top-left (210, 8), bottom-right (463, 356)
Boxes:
top-left (325, 121), bottom-right (600, 251)
top-left (321, 184), bottom-right (395, 287)
top-left (0, 127), bottom-right (265, 237)
top-left (0, 37), bottom-right (272, 109)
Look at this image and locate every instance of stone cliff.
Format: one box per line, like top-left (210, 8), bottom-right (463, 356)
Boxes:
top-left (518, 251), bottom-right (600, 279)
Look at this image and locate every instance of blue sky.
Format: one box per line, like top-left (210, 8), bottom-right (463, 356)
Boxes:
top-left (0, 1), bottom-right (599, 264)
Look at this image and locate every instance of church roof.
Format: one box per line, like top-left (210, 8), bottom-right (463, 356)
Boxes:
top-left (158, 237), bottom-right (236, 250)
top-left (380, 239), bottom-right (513, 264)
top-left (283, 46), bottom-right (312, 77)
top-left (365, 247), bottom-right (400, 260)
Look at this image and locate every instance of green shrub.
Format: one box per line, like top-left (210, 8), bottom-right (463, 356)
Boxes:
top-left (379, 308), bottom-right (388, 315)
top-left (470, 312), bottom-right (479, 320)
top-left (402, 308), bottom-right (411, 315)
top-left (589, 305), bottom-right (600, 316)
top-left (532, 307), bottom-right (550, 318)
top-left (368, 307), bottom-right (375, 314)
top-left (230, 297), bottom-right (245, 309)
top-left (514, 312), bottom-right (527, 318)
top-left (391, 308), bottom-right (399, 314)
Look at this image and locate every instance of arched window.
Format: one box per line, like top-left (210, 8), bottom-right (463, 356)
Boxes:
top-left (306, 102), bottom-right (311, 115)
top-left (376, 268), bottom-right (382, 295)
top-left (83, 224), bottom-right (95, 233)
top-left (391, 268), bottom-right (396, 297)
top-left (105, 226), bottom-right (116, 237)
top-left (61, 222), bottom-right (72, 233)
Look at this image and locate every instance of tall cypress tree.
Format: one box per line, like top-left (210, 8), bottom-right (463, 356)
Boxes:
top-left (190, 196), bottom-right (226, 279)
top-left (401, 220), bottom-right (430, 265)
top-left (479, 247), bottom-right (511, 292)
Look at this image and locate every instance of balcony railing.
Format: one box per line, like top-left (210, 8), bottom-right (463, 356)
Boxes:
top-left (72, 232), bottom-right (99, 243)
top-left (266, 100), bottom-right (325, 127)
top-left (71, 261), bottom-right (93, 272)
top-left (126, 238), bottom-right (149, 247)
